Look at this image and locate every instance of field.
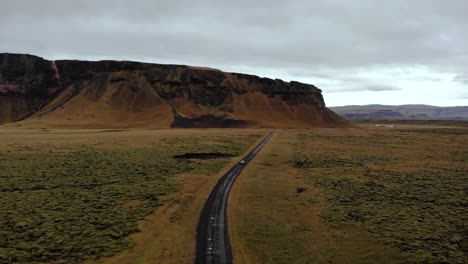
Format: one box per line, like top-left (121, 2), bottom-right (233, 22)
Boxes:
top-left (0, 128), bottom-right (263, 263)
top-left (230, 125), bottom-right (467, 264)
top-left (352, 119), bottom-right (468, 127)
top-left (1, 124), bottom-right (467, 264)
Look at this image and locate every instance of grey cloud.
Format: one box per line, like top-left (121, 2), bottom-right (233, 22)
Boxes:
top-left (363, 85), bottom-right (402, 92)
top-left (453, 74), bottom-right (468, 85)
top-left (456, 90), bottom-right (468, 99)
top-left (327, 84), bottom-right (402, 93)
top-left (0, 0), bottom-right (467, 97)
top-left (1, 1), bottom-right (466, 65)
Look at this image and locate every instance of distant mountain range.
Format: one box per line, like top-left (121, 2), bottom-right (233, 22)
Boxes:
top-left (330, 105), bottom-right (468, 121)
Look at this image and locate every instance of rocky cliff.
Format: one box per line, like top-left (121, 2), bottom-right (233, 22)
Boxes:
top-left (0, 53), bottom-right (349, 128)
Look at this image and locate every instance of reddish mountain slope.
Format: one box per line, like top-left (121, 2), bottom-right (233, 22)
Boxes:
top-left (0, 53), bottom-right (350, 128)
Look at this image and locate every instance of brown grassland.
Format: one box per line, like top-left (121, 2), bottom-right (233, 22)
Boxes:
top-left (0, 128), bottom-right (265, 263)
top-left (230, 125), bottom-right (467, 264)
top-left (0, 124), bottom-right (467, 264)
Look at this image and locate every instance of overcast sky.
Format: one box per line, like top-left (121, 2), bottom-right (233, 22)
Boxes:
top-left (1, 0), bottom-right (467, 106)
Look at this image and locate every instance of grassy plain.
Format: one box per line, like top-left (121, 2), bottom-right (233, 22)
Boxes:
top-left (230, 125), bottom-right (467, 264)
top-left (2, 124), bottom-right (466, 264)
top-left (0, 128), bottom-right (264, 264)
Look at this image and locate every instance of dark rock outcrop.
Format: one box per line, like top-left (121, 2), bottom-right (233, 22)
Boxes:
top-left (0, 54), bottom-right (62, 122)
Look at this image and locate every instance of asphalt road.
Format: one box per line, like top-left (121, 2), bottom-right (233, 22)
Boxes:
top-left (195, 132), bottom-right (273, 264)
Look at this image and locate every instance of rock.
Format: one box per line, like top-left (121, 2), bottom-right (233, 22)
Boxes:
top-left (0, 53), bottom-right (350, 128)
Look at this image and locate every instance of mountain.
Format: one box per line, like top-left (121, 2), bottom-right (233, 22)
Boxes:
top-left (330, 104), bottom-right (468, 120)
top-left (0, 53), bottom-right (349, 128)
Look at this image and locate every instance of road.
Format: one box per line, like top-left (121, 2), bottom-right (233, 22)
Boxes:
top-left (195, 132), bottom-right (273, 264)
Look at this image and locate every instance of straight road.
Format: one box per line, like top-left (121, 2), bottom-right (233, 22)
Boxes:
top-left (195, 132), bottom-right (273, 264)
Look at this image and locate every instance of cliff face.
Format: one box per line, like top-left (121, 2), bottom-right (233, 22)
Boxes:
top-left (0, 54), bottom-right (61, 123)
top-left (0, 53), bottom-right (349, 128)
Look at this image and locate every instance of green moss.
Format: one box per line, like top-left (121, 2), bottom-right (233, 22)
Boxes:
top-left (315, 171), bottom-right (467, 263)
top-left (292, 154), bottom-right (398, 168)
top-left (294, 130), bottom-right (467, 263)
top-left (0, 135), bottom-right (259, 263)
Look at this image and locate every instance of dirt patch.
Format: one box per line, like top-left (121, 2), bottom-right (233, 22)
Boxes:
top-left (173, 152), bottom-right (234, 160)
top-left (98, 129), bottom-right (126, 133)
top-left (120, 199), bottom-right (146, 208)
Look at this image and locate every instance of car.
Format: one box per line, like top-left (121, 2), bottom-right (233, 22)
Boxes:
top-left (240, 160), bottom-right (245, 164)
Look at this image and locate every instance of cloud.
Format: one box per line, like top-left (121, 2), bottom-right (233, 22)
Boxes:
top-left (1, 0), bottom-right (467, 68)
top-left (363, 85), bottom-right (402, 92)
top-left (0, 0), bottom-right (467, 105)
top-left (452, 74), bottom-right (468, 85)
top-left (326, 84), bottom-right (402, 93)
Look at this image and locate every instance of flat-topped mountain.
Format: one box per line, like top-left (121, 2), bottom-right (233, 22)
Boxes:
top-left (0, 53), bottom-right (349, 128)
